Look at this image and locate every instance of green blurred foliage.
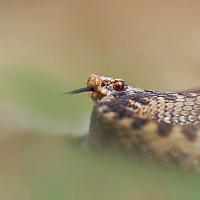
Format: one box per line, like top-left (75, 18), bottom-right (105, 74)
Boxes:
top-left (1, 135), bottom-right (200, 200)
top-left (2, 67), bottom-right (91, 118)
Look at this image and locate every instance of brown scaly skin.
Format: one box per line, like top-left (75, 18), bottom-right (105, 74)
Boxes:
top-left (82, 74), bottom-right (200, 170)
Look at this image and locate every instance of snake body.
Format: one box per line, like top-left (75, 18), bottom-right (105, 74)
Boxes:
top-left (72, 74), bottom-right (200, 169)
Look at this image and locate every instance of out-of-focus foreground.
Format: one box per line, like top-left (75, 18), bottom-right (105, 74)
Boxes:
top-left (1, 1), bottom-right (200, 199)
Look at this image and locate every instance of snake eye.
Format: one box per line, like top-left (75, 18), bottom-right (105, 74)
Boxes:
top-left (113, 81), bottom-right (124, 91)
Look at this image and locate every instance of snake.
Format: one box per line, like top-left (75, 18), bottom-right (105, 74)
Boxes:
top-left (68, 74), bottom-right (200, 170)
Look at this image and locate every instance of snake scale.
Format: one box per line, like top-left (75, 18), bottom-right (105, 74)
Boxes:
top-left (69, 74), bottom-right (200, 170)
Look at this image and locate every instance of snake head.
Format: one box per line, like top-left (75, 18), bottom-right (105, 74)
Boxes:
top-left (66, 74), bottom-right (131, 102)
top-left (87, 74), bottom-right (129, 101)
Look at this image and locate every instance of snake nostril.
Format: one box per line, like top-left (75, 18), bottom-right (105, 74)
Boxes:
top-left (101, 82), bottom-right (106, 87)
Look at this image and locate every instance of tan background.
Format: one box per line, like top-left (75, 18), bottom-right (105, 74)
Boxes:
top-left (2, 1), bottom-right (200, 134)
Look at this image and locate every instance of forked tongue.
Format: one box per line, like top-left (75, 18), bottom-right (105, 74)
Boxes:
top-left (62, 87), bottom-right (94, 95)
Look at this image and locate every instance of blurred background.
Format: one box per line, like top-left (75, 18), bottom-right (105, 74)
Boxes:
top-left (2, 1), bottom-right (200, 199)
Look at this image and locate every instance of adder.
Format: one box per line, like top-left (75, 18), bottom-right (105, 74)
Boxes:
top-left (68, 74), bottom-right (200, 170)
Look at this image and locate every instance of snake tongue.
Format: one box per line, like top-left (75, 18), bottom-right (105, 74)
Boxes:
top-left (62, 87), bottom-right (94, 95)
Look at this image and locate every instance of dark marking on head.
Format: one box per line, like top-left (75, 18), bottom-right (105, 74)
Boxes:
top-left (132, 118), bottom-right (148, 129)
top-left (127, 92), bottom-right (150, 105)
top-left (182, 125), bottom-right (198, 141)
top-left (157, 121), bottom-right (172, 137)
